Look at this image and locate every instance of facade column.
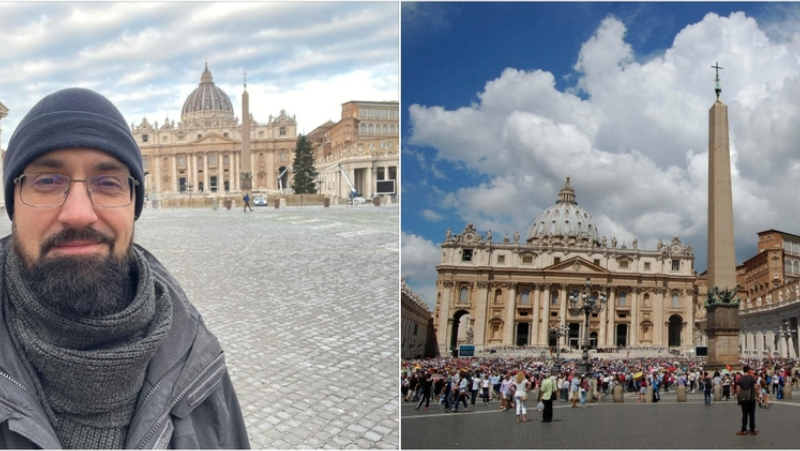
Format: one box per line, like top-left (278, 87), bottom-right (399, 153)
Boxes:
top-left (233, 153), bottom-right (240, 191)
top-left (474, 281), bottom-right (490, 350)
top-left (438, 281), bottom-right (454, 356)
top-left (682, 289), bottom-right (692, 351)
top-left (186, 153), bottom-right (192, 189)
top-left (631, 288), bottom-right (640, 347)
top-left (504, 283), bottom-right (517, 346)
top-left (154, 155), bottom-right (162, 197)
top-left (531, 284), bottom-right (541, 346)
top-left (203, 153), bottom-right (209, 193)
top-left (171, 155), bottom-right (177, 192)
top-left (539, 284), bottom-right (552, 345)
top-left (559, 287), bottom-right (567, 349)
top-left (599, 293), bottom-right (608, 347)
top-left (656, 288), bottom-right (666, 348)
top-left (606, 288), bottom-right (616, 347)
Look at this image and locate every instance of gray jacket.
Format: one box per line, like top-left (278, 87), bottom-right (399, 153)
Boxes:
top-left (0, 238), bottom-right (250, 449)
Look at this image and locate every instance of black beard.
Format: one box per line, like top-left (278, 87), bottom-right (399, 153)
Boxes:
top-left (12, 226), bottom-right (136, 317)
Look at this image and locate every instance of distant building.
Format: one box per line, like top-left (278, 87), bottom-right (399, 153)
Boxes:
top-left (401, 279), bottom-right (436, 359)
top-left (132, 64), bottom-right (298, 200)
top-left (732, 229), bottom-right (800, 358)
top-left (313, 101), bottom-right (398, 202)
top-left (434, 178), bottom-right (698, 357)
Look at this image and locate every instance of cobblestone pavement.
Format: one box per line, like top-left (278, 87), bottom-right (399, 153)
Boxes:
top-left (0, 203), bottom-right (399, 449)
top-left (402, 389), bottom-right (800, 448)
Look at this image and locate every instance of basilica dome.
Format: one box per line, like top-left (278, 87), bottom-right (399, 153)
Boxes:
top-left (527, 177), bottom-right (601, 246)
top-left (181, 64), bottom-right (234, 117)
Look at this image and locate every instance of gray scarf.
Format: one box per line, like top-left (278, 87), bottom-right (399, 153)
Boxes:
top-left (4, 246), bottom-right (173, 449)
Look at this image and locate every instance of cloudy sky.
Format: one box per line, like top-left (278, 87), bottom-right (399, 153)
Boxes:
top-left (0, 2), bottom-right (398, 148)
top-left (401, 2), bottom-right (800, 309)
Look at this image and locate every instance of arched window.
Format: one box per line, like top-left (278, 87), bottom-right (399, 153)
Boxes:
top-left (794, 261), bottom-right (799, 275)
top-left (618, 292), bottom-right (627, 307)
top-left (383, 124), bottom-right (388, 134)
top-left (494, 289), bottom-right (502, 305)
top-left (459, 287), bottom-right (469, 304)
top-left (368, 124), bottom-right (374, 134)
top-left (551, 291), bottom-right (558, 305)
top-left (521, 289), bottom-right (530, 305)
top-left (786, 260), bottom-right (792, 273)
top-left (360, 123), bottom-right (367, 134)
top-left (672, 293), bottom-right (680, 308)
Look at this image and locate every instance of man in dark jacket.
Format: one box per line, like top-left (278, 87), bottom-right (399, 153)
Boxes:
top-left (0, 87), bottom-right (250, 449)
top-left (735, 365), bottom-right (757, 436)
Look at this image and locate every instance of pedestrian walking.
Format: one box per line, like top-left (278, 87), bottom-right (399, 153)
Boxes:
top-left (570, 373), bottom-right (580, 408)
top-left (703, 372), bottom-right (713, 405)
top-left (481, 374), bottom-right (491, 403)
top-left (735, 365), bottom-right (758, 435)
top-left (512, 371), bottom-right (530, 423)
top-left (722, 373), bottom-right (731, 401)
top-left (415, 373), bottom-right (433, 411)
top-left (579, 374), bottom-right (589, 407)
top-left (500, 373), bottom-right (512, 411)
top-left (772, 371), bottom-right (780, 395)
top-left (470, 372), bottom-right (480, 406)
top-left (243, 193), bottom-right (253, 212)
top-left (452, 371), bottom-right (469, 412)
top-left (638, 376), bottom-right (647, 402)
top-left (539, 371), bottom-right (556, 423)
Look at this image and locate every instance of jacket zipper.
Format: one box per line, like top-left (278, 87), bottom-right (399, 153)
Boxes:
top-left (128, 349), bottom-right (191, 431)
top-left (0, 369), bottom-right (28, 392)
top-left (136, 352), bottom-right (223, 449)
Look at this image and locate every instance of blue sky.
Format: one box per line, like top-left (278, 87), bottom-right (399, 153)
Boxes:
top-left (401, 2), bottom-right (800, 308)
top-left (0, 3), bottom-right (398, 149)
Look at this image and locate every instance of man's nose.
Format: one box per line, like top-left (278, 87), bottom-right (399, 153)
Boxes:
top-left (57, 181), bottom-right (98, 227)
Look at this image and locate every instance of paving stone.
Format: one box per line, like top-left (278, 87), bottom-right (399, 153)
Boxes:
top-left (402, 391), bottom-right (800, 449)
top-left (117, 205), bottom-right (400, 449)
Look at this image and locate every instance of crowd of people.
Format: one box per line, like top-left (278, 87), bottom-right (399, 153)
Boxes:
top-left (401, 354), bottom-right (799, 424)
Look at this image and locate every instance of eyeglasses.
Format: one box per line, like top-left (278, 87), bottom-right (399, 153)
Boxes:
top-left (14, 173), bottom-right (139, 208)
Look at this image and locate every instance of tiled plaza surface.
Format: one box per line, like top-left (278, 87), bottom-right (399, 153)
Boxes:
top-left (402, 389), bottom-right (800, 449)
top-left (0, 203), bottom-right (400, 449)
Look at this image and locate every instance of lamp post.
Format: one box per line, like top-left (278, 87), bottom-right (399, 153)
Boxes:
top-left (569, 277), bottom-right (608, 376)
top-left (549, 322), bottom-right (569, 374)
top-left (186, 182), bottom-right (194, 209)
top-left (779, 319), bottom-right (797, 358)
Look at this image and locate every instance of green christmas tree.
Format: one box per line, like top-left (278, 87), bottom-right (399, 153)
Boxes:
top-left (291, 134), bottom-right (318, 194)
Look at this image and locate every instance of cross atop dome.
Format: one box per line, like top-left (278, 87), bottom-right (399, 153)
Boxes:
top-left (201, 62), bottom-right (214, 84)
top-left (556, 176), bottom-right (577, 205)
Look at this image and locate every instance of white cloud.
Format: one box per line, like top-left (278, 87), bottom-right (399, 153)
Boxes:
top-left (400, 232), bottom-right (441, 284)
top-left (408, 11), bottom-right (800, 271)
top-left (0, 3), bottom-right (398, 148)
top-left (422, 209), bottom-right (444, 221)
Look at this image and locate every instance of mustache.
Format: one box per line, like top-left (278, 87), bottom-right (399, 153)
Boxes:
top-left (40, 228), bottom-right (115, 255)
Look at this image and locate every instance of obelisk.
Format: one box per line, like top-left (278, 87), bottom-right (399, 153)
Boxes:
top-left (705, 62), bottom-right (741, 370)
top-left (240, 71), bottom-right (252, 193)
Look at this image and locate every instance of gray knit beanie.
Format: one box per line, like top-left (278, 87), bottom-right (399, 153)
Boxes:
top-left (4, 87), bottom-right (144, 220)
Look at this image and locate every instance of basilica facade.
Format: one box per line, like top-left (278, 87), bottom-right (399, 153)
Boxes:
top-left (434, 178), bottom-right (698, 357)
top-left (131, 64), bottom-right (298, 200)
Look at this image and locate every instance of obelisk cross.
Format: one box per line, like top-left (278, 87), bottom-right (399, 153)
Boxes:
top-left (712, 62), bottom-right (723, 99)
